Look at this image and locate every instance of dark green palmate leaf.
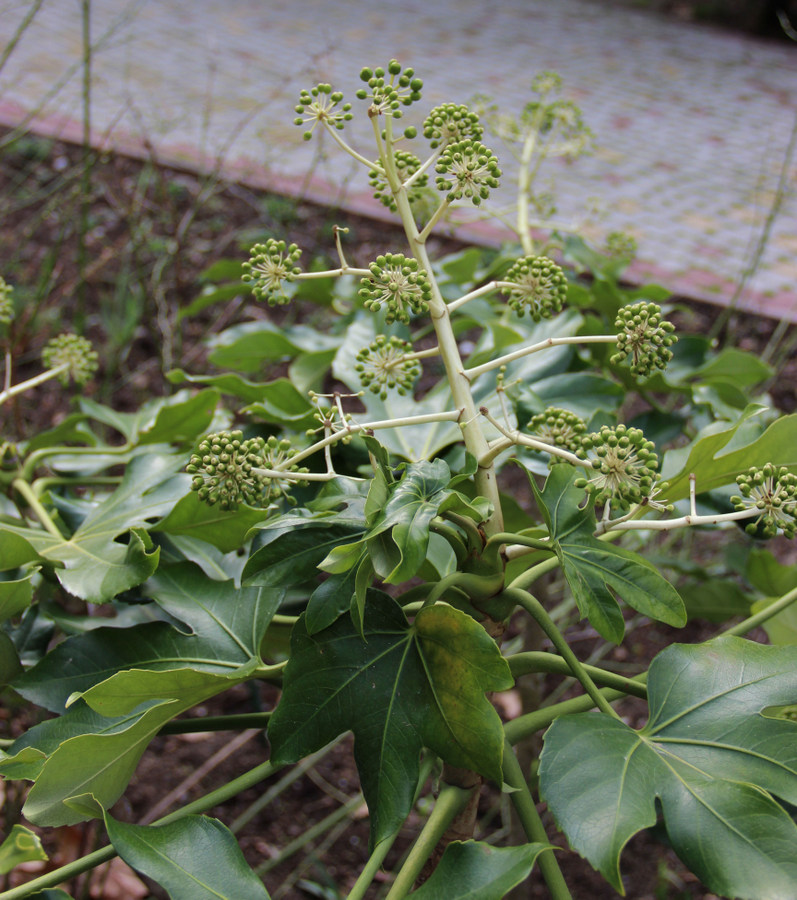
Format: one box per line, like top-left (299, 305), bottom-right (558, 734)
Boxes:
top-left (268, 591), bottom-right (512, 845)
top-left (539, 637), bottom-right (797, 899)
top-left (532, 466), bottom-right (685, 642)
top-left (104, 811), bottom-right (270, 900)
top-left (410, 840), bottom-right (550, 899)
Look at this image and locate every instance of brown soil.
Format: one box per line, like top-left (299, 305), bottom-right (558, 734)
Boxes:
top-left (1, 127), bottom-right (794, 900)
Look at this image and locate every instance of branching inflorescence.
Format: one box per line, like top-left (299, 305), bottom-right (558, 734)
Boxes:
top-left (294, 83), bottom-right (353, 140)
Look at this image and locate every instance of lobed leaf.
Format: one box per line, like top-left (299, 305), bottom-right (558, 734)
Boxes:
top-left (268, 592), bottom-right (512, 846)
top-left (539, 637), bottom-right (797, 898)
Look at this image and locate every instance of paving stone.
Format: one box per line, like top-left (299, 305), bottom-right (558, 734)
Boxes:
top-left (0, 0), bottom-right (795, 319)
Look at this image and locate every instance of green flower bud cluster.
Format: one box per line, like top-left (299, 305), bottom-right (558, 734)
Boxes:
top-left (188, 431), bottom-right (270, 510)
top-left (0, 276), bottom-right (13, 324)
top-left (369, 150), bottom-right (428, 212)
top-left (611, 302), bottom-right (677, 379)
top-left (359, 253), bottom-right (431, 324)
top-left (531, 71), bottom-right (563, 95)
top-left (355, 335), bottom-right (420, 399)
top-left (517, 98), bottom-right (593, 159)
top-left (502, 255), bottom-right (568, 320)
top-left (731, 464), bottom-right (797, 539)
top-left (357, 61), bottom-right (422, 118)
top-left (423, 103), bottom-right (483, 149)
top-left (435, 139), bottom-right (501, 205)
top-left (187, 431), bottom-right (307, 510)
top-left (242, 239), bottom-right (302, 306)
top-left (527, 407), bottom-right (587, 454)
top-left (42, 333), bottom-right (99, 386)
top-left (575, 424), bottom-right (659, 510)
top-left (294, 83), bottom-right (353, 140)
top-left (605, 230), bottom-right (637, 262)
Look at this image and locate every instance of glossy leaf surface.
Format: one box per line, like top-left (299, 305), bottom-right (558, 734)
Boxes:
top-left (268, 592), bottom-right (512, 845)
top-left (533, 466), bottom-right (685, 642)
top-left (540, 637), bottom-right (797, 897)
top-left (105, 812), bottom-right (270, 899)
top-left (411, 840), bottom-right (550, 899)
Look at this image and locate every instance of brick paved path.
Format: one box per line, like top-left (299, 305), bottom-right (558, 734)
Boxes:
top-left (1, 0), bottom-right (796, 319)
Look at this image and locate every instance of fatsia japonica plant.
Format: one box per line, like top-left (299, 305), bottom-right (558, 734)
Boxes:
top-left (2, 62), bottom-right (797, 900)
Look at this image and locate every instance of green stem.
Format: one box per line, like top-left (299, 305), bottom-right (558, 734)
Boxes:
top-left (387, 142), bottom-right (503, 534)
top-left (503, 587), bottom-right (621, 719)
top-left (383, 784), bottom-right (472, 900)
top-left (347, 756), bottom-right (437, 900)
top-left (502, 740), bottom-right (572, 900)
top-left (504, 686), bottom-right (631, 745)
top-left (508, 651), bottom-right (648, 698)
top-left (0, 761), bottom-right (279, 899)
top-left (464, 334), bottom-right (616, 380)
top-left (11, 478), bottom-right (63, 538)
top-left (0, 363), bottom-right (68, 406)
top-left (20, 442), bottom-right (133, 483)
top-left (159, 712), bottom-right (272, 735)
top-left (722, 584), bottom-right (797, 637)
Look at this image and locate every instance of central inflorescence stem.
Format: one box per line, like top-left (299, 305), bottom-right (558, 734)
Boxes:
top-left (383, 119), bottom-right (504, 535)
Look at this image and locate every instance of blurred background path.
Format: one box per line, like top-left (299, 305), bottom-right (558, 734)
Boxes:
top-left (0, 0), bottom-right (796, 319)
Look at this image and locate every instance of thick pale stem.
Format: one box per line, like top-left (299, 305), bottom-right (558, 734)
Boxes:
top-left (0, 362), bottom-right (69, 406)
top-left (465, 334), bottom-right (616, 380)
top-left (323, 119), bottom-right (384, 172)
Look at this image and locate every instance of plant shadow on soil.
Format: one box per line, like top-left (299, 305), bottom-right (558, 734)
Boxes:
top-left (1, 127), bottom-right (794, 899)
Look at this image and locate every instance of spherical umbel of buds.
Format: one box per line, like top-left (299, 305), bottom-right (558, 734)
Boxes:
top-left (423, 103), bottom-right (483, 149)
top-left (575, 424), bottom-right (659, 510)
top-left (612, 301), bottom-right (677, 379)
top-left (42, 333), bottom-right (99, 386)
top-left (369, 151), bottom-right (428, 212)
top-left (731, 464), bottom-right (797, 539)
top-left (294, 83), bottom-right (353, 140)
top-left (435, 139), bottom-right (501, 205)
top-left (355, 335), bottom-right (420, 400)
top-left (358, 253), bottom-right (431, 325)
top-left (356, 61), bottom-right (423, 118)
top-left (242, 240), bottom-right (302, 306)
top-left (502, 255), bottom-right (568, 321)
top-left (0, 276), bottom-right (13, 324)
top-left (605, 231), bottom-right (638, 263)
top-left (187, 432), bottom-right (307, 511)
top-left (188, 431), bottom-right (270, 510)
top-left (527, 407), bottom-right (587, 454)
